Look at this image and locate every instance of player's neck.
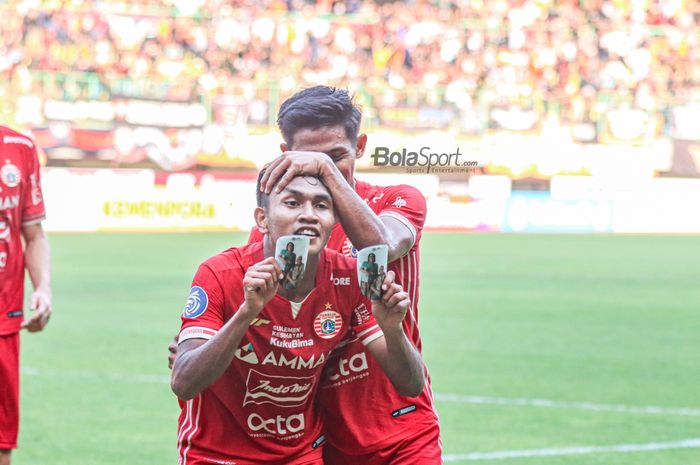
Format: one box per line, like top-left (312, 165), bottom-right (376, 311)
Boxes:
top-left (279, 252), bottom-right (320, 303)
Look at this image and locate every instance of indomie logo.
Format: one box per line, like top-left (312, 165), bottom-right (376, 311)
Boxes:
top-left (244, 369), bottom-right (314, 407)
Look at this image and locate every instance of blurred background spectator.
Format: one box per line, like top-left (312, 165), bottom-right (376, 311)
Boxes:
top-left (1, 0), bottom-right (699, 172)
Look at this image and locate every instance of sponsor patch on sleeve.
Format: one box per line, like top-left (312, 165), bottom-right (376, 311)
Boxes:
top-left (178, 326), bottom-right (217, 343)
top-left (183, 286), bottom-right (209, 319)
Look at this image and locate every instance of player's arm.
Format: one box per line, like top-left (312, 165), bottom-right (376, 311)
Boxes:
top-left (261, 151), bottom-right (413, 262)
top-left (20, 222), bottom-right (52, 332)
top-left (365, 271), bottom-right (425, 397)
top-left (171, 257), bottom-right (282, 400)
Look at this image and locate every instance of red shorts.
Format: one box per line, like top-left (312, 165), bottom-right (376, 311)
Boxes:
top-left (0, 333), bottom-right (19, 450)
top-left (323, 423), bottom-right (442, 465)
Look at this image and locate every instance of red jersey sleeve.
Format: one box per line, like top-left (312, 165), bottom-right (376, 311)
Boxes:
top-left (247, 226), bottom-right (262, 243)
top-left (21, 140), bottom-right (46, 225)
top-left (178, 264), bottom-right (226, 343)
top-left (376, 184), bottom-right (426, 247)
top-left (349, 298), bottom-right (383, 347)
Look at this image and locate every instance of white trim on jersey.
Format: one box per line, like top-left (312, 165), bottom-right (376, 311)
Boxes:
top-left (179, 395), bottom-right (202, 465)
top-left (178, 398), bottom-right (194, 464)
top-left (379, 211), bottom-right (417, 249)
top-left (21, 216), bottom-right (45, 226)
top-left (179, 326), bottom-right (217, 343)
top-left (361, 329), bottom-right (384, 347)
top-left (355, 324), bottom-right (381, 340)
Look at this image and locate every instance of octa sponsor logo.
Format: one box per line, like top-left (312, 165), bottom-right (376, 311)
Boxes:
top-left (326, 352), bottom-right (368, 382)
top-left (247, 413), bottom-right (305, 435)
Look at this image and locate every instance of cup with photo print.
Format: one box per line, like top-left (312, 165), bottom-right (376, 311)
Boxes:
top-left (275, 235), bottom-right (310, 290)
top-left (356, 245), bottom-right (388, 301)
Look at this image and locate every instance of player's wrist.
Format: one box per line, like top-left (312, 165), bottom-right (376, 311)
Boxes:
top-left (239, 301), bottom-right (262, 322)
top-left (377, 321), bottom-right (404, 336)
top-left (321, 162), bottom-right (345, 188)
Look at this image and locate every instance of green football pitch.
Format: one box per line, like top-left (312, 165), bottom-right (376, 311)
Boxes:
top-left (14, 233), bottom-right (700, 465)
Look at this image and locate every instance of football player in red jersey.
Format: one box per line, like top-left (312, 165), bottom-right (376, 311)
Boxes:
top-left (258, 87), bottom-right (442, 465)
top-left (0, 126), bottom-right (52, 465)
top-left (170, 171), bottom-right (425, 465)
top-left (169, 86), bottom-right (442, 464)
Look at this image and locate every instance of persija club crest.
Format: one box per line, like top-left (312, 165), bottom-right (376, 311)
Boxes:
top-left (0, 163), bottom-right (21, 188)
top-left (314, 309), bottom-right (342, 339)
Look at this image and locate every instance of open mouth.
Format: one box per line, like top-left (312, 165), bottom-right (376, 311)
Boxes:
top-left (295, 227), bottom-right (320, 238)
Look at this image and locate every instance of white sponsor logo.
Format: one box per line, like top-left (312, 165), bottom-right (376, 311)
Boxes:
top-left (327, 352), bottom-right (369, 382)
top-left (3, 136), bottom-right (33, 148)
top-left (270, 337), bottom-right (314, 349)
top-left (247, 413), bottom-right (305, 435)
top-left (0, 252), bottom-right (6, 269)
top-left (332, 276), bottom-right (351, 286)
top-left (0, 195), bottom-right (19, 211)
top-left (235, 343), bottom-right (259, 364)
top-left (30, 173), bottom-right (42, 206)
top-left (0, 218), bottom-right (9, 240)
top-left (244, 369), bottom-right (314, 407)
top-left (261, 351), bottom-right (326, 370)
top-left (392, 196), bottom-right (407, 208)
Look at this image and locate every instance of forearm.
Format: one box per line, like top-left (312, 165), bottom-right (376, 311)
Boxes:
top-left (24, 228), bottom-right (51, 292)
top-left (324, 172), bottom-right (397, 253)
top-left (372, 326), bottom-right (425, 397)
top-left (171, 304), bottom-right (256, 400)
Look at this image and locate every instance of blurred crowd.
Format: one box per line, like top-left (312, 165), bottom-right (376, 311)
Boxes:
top-left (1, 0), bottom-right (699, 129)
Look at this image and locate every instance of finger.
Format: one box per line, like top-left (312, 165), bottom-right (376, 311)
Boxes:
top-left (264, 158), bottom-right (292, 194)
top-left (270, 259), bottom-right (283, 278)
top-left (382, 270), bottom-right (396, 291)
top-left (21, 312), bottom-right (41, 329)
top-left (257, 258), bottom-right (284, 279)
top-left (248, 271), bottom-right (275, 282)
top-left (35, 300), bottom-right (50, 314)
top-left (244, 277), bottom-right (267, 292)
top-left (385, 290), bottom-right (410, 309)
top-left (381, 282), bottom-right (402, 303)
top-left (260, 156), bottom-right (285, 192)
top-left (39, 310), bottom-right (51, 328)
top-left (246, 273), bottom-right (273, 292)
top-left (274, 164), bottom-right (306, 193)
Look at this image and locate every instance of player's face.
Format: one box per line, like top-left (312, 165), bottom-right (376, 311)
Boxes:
top-left (265, 176), bottom-right (335, 256)
top-left (283, 124), bottom-right (367, 187)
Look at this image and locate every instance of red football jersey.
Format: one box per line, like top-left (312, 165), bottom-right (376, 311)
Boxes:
top-left (0, 126), bottom-right (46, 336)
top-left (176, 242), bottom-right (382, 465)
top-left (250, 180), bottom-right (441, 453)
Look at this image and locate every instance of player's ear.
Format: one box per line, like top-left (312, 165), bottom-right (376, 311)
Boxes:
top-left (254, 207), bottom-right (269, 235)
top-left (280, 142), bottom-right (289, 152)
top-left (355, 133), bottom-right (367, 159)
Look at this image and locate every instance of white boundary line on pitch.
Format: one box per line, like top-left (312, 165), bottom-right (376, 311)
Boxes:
top-left (435, 393), bottom-right (700, 417)
top-left (22, 368), bottom-right (700, 418)
top-left (443, 438), bottom-right (700, 462)
top-left (21, 367), bottom-right (171, 385)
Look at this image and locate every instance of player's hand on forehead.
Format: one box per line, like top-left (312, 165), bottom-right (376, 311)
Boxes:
top-left (272, 175), bottom-right (333, 206)
top-left (262, 151), bottom-right (337, 194)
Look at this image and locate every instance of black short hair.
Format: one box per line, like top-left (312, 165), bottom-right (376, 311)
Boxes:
top-left (277, 86), bottom-right (362, 147)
